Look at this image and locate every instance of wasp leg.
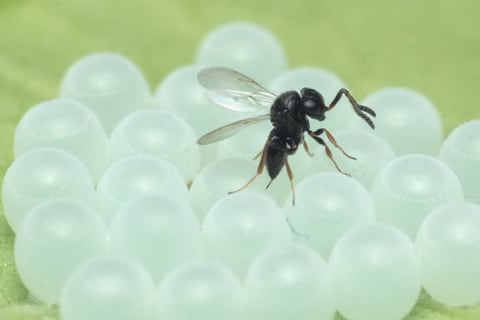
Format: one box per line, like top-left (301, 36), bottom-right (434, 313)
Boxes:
top-left (311, 128), bottom-right (356, 160)
top-left (252, 149), bottom-right (263, 160)
top-left (229, 141), bottom-right (268, 194)
top-left (284, 155), bottom-right (296, 205)
top-left (327, 88), bottom-right (376, 129)
top-left (303, 140), bottom-right (314, 157)
top-left (308, 131), bottom-right (350, 176)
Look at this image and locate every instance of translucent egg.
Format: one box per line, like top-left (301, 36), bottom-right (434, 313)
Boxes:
top-left (195, 22), bottom-right (287, 85)
top-left (1, 148), bottom-right (95, 232)
top-left (439, 120), bottom-right (480, 205)
top-left (96, 155), bottom-right (188, 222)
top-left (157, 261), bottom-right (244, 320)
top-left (202, 191), bottom-right (291, 276)
top-left (110, 194), bottom-right (202, 281)
top-left (360, 87), bottom-right (443, 155)
top-left (329, 223), bottom-right (421, 320)
top-left (270, 67), bottom-right (359, 134)
top-left (14, 98), bottom-right (109, 182)
top-left (189, 157), bottom-right (288, 218)
top-left (14, 199), bottom-right (108, 305)
top-left (416, 201), bottom-right (480, 306)
top-left (285, 172), bottom-right (375, 257)
top-left (154, 65), bottom-right (242, 166)
top-left (60, 255), bottom-right (156, 320)
top-left (370, 154), bottom-right (464, 238)
top-left (244, 243), bottom-right (336, 320)
top-left (109, 109), bottom-right (200, 182)
top-left (59, 53), bottom-right (151, 133)
top-left (307, 129), bottom-right (395, 188)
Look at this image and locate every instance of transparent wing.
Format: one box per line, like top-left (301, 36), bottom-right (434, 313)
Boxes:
top-left (197, 114), bottom-right (270, 145)
top-left (198, 67), bottom-right (277, 112)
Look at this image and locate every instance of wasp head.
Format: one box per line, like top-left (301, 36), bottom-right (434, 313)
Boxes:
top-left (300, 88), bottom-right (328, 121)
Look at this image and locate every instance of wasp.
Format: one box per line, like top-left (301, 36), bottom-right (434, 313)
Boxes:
top-left (197, 67), bottom-right (376, 204)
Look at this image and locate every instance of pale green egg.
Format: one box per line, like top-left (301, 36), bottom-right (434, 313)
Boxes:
top-left (285, 172), bottom-right (375, 257)
top-left (245, 243), bottom-right (336, 320)
top-left (360, 87), bottom-right (443, 155)
top-left (203, 191), bottom-right (291, 276)
top-left (2, 148), bottom-right (95, 232)
top-left (60, 255), bottom-right (156, 320)
top-left (157, 261), bottom-right (244, 320)
top-left (330, 223), bottom-right (421, 320)
top-left (370, 154), bottom-right (464, 238)
top-left (60, 53), bottom-right (151, 133)
top-left (15, 199), bottom-right (108, 305)
top-left (110, 194), bottom-right (202, 281)
top-left (195, 22), bottom-right (287, 85)
top-left (416, 201), bottom-right (480, 307)
top-left (95, 155), bottom-right (188, 222)
top-left (110, 109), bottom-right (200, 183)
top-left (14, 98), bottom-right (109, 182)
top-left (439, 120), bottom-right (480, 205)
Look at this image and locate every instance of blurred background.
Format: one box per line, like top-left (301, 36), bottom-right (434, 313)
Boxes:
top-left (0, 0), bottom-right (479, 318)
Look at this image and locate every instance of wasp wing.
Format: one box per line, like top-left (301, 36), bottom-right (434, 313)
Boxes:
top-left (197, 114), bottom-right (270, 145)
top-left (198, 67), bottom-right (277, 112)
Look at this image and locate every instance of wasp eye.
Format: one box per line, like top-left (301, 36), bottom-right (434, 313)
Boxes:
top-left (304, 99), bottom-right (317, 109)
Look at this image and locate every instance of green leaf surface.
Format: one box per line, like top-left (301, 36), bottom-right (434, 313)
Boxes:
top-left (1, 0), bottom-right (479, 319)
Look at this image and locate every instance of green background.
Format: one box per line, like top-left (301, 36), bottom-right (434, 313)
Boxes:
top-left (1, 0), bottom-right (479, 319)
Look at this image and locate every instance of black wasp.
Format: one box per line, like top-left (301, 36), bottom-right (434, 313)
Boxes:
top-left (197, 67), bottom-right (376, 204)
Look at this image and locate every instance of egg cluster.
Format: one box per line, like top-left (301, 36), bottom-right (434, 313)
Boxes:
top-left (2, 22), bottom-right (480, 320)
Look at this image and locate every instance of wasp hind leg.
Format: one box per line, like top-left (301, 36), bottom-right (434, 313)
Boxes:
top-left (252, 149), bottom-right (263, 160)
top-left (228, 141), bottom-right (268, 195)
top-left (284, 155), bottom-right (296, 205)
